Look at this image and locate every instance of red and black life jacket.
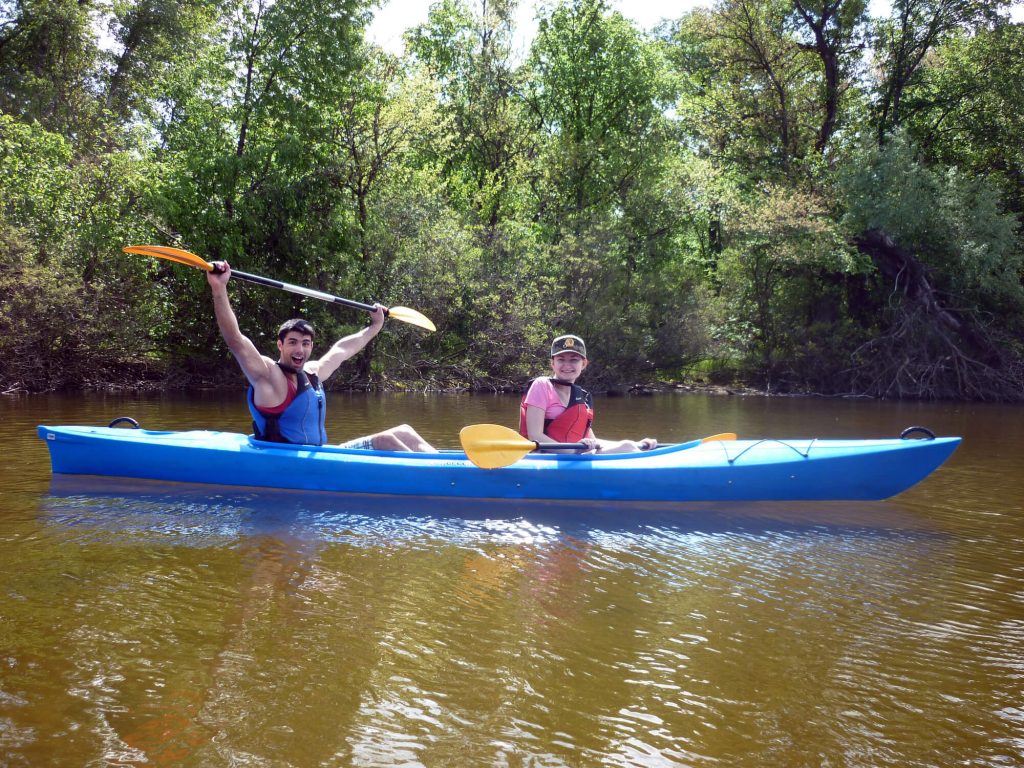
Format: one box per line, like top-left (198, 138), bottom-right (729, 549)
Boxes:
top-left (519, 378), bottom-right (594, 442)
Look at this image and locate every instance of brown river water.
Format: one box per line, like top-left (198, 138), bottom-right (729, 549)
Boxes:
top-left (1, 391), bottom-right (1022, 767)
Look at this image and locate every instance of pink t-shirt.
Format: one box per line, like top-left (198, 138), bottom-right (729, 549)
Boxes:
top-left (523, 377), bottom-right (568, 421)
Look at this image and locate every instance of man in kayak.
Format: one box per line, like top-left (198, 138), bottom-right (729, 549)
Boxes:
top-left (519, 334), bottom-right (657, 453)
top-left (208, 262), bottom-right (435, 451)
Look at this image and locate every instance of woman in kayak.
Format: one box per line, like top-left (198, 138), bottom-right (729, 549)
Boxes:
top-left (208, 262), bottom-right (435, 451)
top-left (519, 334), bottom-right (657, 454)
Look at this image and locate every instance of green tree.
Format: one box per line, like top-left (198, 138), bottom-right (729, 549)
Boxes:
top-left (901, 23), bottom-right (1024, 215)
top-left (0, 0), bottom-right (100, 134)
top-left (839, 132), bottom-right (1024, 399)
top-left (787, 0), bottom-right (869, 152)
top-left (841, 131), bottom-right (1023, 313)
top-left (321, 49), bottom-right (464, 381)
top-left (524, 0), bottom-right (671, 228)
top-left (151, 0), bottom-right (374, 367)
top-left (714, 183), bottom-right (859, 390)
top-left (406, 0), bottom-right (531, 234)
top-left (0, 114), bottom-right (168, 391)
top-left (100, 0), bottom-right (221, 122)
top-left (665, 0), bottom-right (822, 180)
top-left (871, 0), bottom-right (1010, 143)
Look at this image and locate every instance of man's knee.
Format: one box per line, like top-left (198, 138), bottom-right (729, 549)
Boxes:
top-left (371, 430), bottom-right (407, 451)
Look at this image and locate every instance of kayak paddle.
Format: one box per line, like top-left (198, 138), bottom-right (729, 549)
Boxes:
top-left (123, 244), bottom-right (436, 332)
top-left (459, 423), bottom-right (737, 469)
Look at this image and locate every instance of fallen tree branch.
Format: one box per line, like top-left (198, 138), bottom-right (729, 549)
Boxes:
top-left (847, 229), bottom-right (1023, 400)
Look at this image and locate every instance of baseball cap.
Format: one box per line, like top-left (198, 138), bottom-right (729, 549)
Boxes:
top-left (550, 334), bottom-right (587, 358)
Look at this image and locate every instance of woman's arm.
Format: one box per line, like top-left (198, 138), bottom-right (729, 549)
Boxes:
top-left (526, 406), bottom-right (598, 451)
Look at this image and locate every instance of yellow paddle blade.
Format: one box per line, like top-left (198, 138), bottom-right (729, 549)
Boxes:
top-left (123, 244), bottom-right (214, 271)
top-left (387, 305), bottom-right (437, 332)
top-left (460, 424), bottom-right (536, 469)
top-left (703, 433), bottom-right (737, 442)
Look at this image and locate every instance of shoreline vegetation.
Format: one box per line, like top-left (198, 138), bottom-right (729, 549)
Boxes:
top-left (0, 381), bottom-right (791, 400)
top-left (0, 359), bottom-right (857, 400)
top-left (0, 382), bottom-right (771, 398)
top-left (2, 2), bottom-right (1022, 403)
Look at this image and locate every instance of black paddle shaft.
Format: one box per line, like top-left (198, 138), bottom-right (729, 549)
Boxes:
top-left (209, 262), bottom-right (379, 314)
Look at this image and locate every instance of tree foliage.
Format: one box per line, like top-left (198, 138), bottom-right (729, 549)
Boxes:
top-left (871, 0), bottom-right (1010, 141)
top-left (0, 0), bottom-right (1021, 399)
top-left (839, 132), bottom-right (1023, 398)
top-left (900, 23), bottom-right (1024, 215)
top-left (525, 0), bottom-right (671, 227)
top-left (0, 114), bottom-right (168, 391)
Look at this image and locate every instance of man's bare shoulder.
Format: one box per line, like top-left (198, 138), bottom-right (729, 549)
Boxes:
top-left (303, 358), bottom-right (326, 378)
top-left (243, 354), bottom-right (287, 384)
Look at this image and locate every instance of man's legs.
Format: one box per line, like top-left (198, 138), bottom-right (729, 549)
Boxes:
top-left (371, 424), bottom-right (436, 452)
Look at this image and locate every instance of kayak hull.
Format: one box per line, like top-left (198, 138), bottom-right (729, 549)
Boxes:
top-left (37, 425), bottom-right (960, 502)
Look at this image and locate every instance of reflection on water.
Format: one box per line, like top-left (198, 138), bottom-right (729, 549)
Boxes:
top-left (42, 475), bottom-right (943, 545)
top-left (2, 392), bottom-right (1024, 766)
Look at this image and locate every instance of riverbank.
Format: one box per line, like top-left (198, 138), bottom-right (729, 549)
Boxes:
top-left (0, 375), bottom-right (787, 401)
top-left (4, 356), bottom-right (775, 397)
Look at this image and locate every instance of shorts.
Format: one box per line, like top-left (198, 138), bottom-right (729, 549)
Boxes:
top-left (338, 435), bottom-right (375, 450)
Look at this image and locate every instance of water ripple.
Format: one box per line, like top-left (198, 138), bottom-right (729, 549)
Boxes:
top-left (3, 460), bottom-right (1020, 765)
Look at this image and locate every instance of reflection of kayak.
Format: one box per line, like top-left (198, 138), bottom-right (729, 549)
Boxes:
top-left (37, 423), bottom-right (960, 502)
top-left (43, 475), bottom-right (939, 541)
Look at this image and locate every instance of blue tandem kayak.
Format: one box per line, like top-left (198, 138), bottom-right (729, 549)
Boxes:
top-left (37, 424), bottom-right (960, 502)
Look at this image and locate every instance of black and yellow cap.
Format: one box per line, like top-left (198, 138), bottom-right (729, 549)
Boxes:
top-left (550, 334), bottom-right (587, 358)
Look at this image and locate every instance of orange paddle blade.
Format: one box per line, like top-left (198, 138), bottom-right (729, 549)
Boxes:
top-left (123, 245), bottom-right (214, 271)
